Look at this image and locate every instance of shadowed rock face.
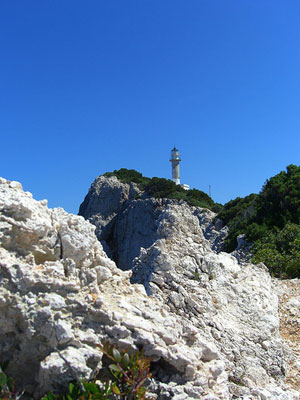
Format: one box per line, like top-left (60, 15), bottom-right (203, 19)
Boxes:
top-left (78, 176), bottom-right (138, 258)
top-left (79, 176), bottom-right (162, 270)
top-left (109, 198), bottom-right (162, 269)
top-left (79, 175), bottom-right (139, 221)
top-left (1, 176), bottom-right (300, 399)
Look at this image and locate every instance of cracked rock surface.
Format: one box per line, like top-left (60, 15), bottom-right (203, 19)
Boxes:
top-left (79, 175), bottom-right (300, 399)
top-left (1, 176), bottom-right (300, 399)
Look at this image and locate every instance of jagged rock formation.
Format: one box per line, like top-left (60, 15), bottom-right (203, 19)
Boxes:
top-left (0, 177), bottom-right (225, 398)
top-left (78, 176), bottom-right (225, 270)
top-left (1, 176), bottom-right (300, 399)
top-left (79, 175), bottom-right (145, 264)
top-left (79, 174), bottom-right (300, 399)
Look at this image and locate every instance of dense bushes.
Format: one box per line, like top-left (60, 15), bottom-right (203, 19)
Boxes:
top-left (255, 164), bottom-right (300, 228)
top-left (104, 169), bottom-right (150, 188)
top-left (251, 223), bottom-right (300, 278)
top-left (219, 165), bottom-right (300, 278)
top-left (104, 169), bottom-right (220, 211)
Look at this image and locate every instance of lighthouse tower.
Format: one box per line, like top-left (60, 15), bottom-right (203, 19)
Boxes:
top-left (170, 147), bottom-right (181, 185)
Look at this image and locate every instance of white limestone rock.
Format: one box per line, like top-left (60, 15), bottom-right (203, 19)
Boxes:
top-left (95, 265), bottom-right (113, 283)
top-left (38, 346), bottom-right (100, 395)
top-left (0, 178), bottom-right (225, 398)
top-left (1, 176), bottom-right (300, 400)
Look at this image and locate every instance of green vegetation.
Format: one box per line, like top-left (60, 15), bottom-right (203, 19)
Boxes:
top-left (251, 223), bottom-right (300, 278)
top-left (104, 169), bottom-right (150, 188)
top-left (0, 366), bottom-right (17, 399)
top-left (218, 164), bottom-right (300, 278)
top-left (217, 193), bottom-right (259, 251)
top-left (103, 168), bottom-right (221, 211)
top-left (1, 344), bottom-right (152, 400)
top-left (104, 166), bottom-right (300, 278)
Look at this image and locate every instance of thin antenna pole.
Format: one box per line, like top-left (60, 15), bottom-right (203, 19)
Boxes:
top-left (209, 185), bottom-right (211, 198)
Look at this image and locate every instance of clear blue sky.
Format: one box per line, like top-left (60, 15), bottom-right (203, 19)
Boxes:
top-left (1, 1), bottom-right (300, 214)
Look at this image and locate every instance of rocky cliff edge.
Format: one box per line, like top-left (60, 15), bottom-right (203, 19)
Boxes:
top-left (0, 176), bottom-right (299, 399)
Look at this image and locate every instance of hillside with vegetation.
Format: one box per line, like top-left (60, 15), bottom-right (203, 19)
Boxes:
top-left (104, 166), bottom-right (300, 279)
top-left (219, 164), bottom-right (300, 278)
top-left (104, 168), bottom-right (222, 211)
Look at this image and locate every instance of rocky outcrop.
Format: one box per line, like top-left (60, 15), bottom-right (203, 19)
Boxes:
top-left (0, 177), bottom-right (116, 396)
top-left (1, 176), bottom-right (300, 399)
top-left (0, 178), bottom-right (245, 399)
top-left (78, 174), bottom-right (300, 399)
top-left (78, 177), bottom-right (224, 269)
top-left (78, 175), bottom-right (140, 222)
top-left (79, 175), bottom-right (145, 265)
top-left (130, 201), bottom-right (297, 398)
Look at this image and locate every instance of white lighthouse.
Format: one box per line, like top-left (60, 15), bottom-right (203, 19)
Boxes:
top-left (170, 147), bottom-right (181, 185)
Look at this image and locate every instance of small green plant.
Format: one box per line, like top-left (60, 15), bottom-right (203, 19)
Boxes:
top-left (0, 366), bottom-right (20, 400)
top-left (42, 343), bottom-right (152, 400)
top-left (192, 267), bottom-right (201, 281)
top-left (99, 342), bottom-right (152, 399)
top-left (41, 381), bottom-right (112, 400)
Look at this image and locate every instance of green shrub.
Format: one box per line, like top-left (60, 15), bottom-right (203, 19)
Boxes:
top-left (99, 342), bottom-right (152, 400)
top-left (252, 223), bottom-right (300, 278)
top-left (42, 381), bottom-right (112, 400)
top-left (219, 165), bottom-right (300, 278)
top-left (103, 169), bottom-right (150, 188)
top-left (217, 194), bottom-right (258, 227)
top-left (185, 189), bottom-right (215, 209)
top-left (0, 366), bottom-right (18, 400)
top-left (217, 194), bottom-right (258, 252)
top-left (103, 169), bottom-right (218, 211)
top-left (43, 342), bottom-right (152, 400)
top-left (144, 176), bottom-right (180, 198)
top-left (255, 164), bottom-right (300, 228)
